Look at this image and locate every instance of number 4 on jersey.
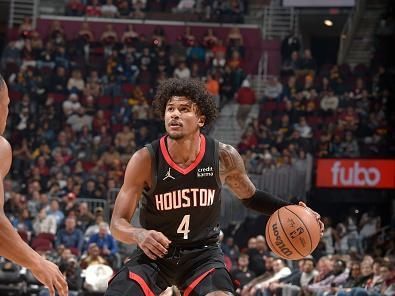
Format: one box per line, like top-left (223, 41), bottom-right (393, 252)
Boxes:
top-left (177, 214), bottom-right (191, 239)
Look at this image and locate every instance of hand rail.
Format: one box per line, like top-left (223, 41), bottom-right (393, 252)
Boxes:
top-left (33, 0), bottom-right (39, 28)
top-left (8, 0), bottom-right (15, 28)
top-left (337, 0), bottom-right (366, 64)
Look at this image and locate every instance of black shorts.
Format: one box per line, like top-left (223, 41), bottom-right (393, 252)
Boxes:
top-left (106, 244), bottom-right (235, 295)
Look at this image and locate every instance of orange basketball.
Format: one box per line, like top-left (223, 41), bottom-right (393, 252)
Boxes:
top-left (265, 205), bottom-right (321, 260)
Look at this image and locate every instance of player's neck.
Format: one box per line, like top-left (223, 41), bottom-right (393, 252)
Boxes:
top-left (166, 133), bottom-right (201, 167)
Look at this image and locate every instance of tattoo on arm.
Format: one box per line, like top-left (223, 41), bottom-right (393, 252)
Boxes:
top-left (219, 143), bottom-right (255, 198)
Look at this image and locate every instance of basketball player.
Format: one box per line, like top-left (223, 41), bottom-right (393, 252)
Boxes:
top-left (0, 74), bottom-right (68, 296)
top-left (106, 79), bottom-right (324, 296)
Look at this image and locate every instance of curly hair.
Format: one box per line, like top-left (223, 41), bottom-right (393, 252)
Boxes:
top-left (153, 78), bottom-right (217, 127)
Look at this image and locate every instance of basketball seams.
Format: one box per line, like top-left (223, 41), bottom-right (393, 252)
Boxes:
top-left (283, 206), bottom-right (313, 254)
top-left (277, 209), bottom-right (305, 258)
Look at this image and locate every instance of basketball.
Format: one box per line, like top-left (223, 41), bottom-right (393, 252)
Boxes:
top-left (265, 205), bottom-right (321, 260)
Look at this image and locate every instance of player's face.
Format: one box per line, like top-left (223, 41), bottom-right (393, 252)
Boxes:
top-left (0, 82), bottom-right (10, 135)
top-left (164, 96), bottom-right (205, 140)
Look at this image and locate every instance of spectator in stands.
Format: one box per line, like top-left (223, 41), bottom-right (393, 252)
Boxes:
top-left (173, 0), bottom-right (196, 13)
top-left (66, 107), bottom-right (93, 133)
top-left (33, 206), bottom-right (57, 236)
top-left (85, 0), bottom-right (101, 16)
top-left (76, 202), bottom-right (95, 231)
top-left (305, 259), bottom-right (349, 295)
top-left (226, 26), bottom-right (244, 57)
top-left (50, 66), bottom-right (68, 93)
top-left (122, 24), bottom-right (139, 45)
top-left (275, 257), bottom-right (318, 296)
top-left (67, 69), bottom-right (85, 94)
top-left (235, 79), bottom-right (256, 129)
top-left (281, 31), bottom-right (300, 62)
top-left (232, 253), bottom-right (256, 292)
top-left (283, 51), bottom-right (301, 73)
top-left (263, 77), bottom-right (283, 101)
top-left (114, 125), bottom-right (135, 153)
top-left (66, 0), bottom-right (85, 16)
top-left (173, 62), bottom-right (191, 79)
top-left (252, 258), bottom-right (292, 295)
top-left (294, 116), bottom-right (312, 138)
top-left (206, 73), bottom-right (220, 108)
top-left (80, 242), bottom-right (108, 269)
top-left (101, 24), bottom-right (118, 57)
top-left (242, 255), bottom-right (275, 296)
top-left (203, 28), bottom-right (219, 61)
top-left (18, 16), bottom-right (33, 35)
top-left (55, 217), bottom-right (84, 256)
top-left (88, 222), bottom-right (118, 267)
top-left (47, 199), bottom-right (65, 226)
top-left (339, 131), bottom-right (360, 157)
top-left (300, 49), bottom-right (316, 72)
top-left (101, 0), bottom-right (119, 18)
top-left (131, 0), bottom-right (146, 18)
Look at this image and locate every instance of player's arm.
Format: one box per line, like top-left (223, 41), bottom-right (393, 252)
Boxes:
top-left (219, 142), bottom-right (291, 216)
top-left (110, 147), bottom-right (171, 260)
top-left (0, 137), bottom-right (68, 296)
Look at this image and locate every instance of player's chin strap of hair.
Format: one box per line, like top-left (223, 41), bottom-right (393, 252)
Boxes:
top-left (240, 189), bottom-right (292, 216)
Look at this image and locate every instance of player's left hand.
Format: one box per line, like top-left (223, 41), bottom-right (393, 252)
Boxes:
top-left (298, 201), bottom-right (325, 237)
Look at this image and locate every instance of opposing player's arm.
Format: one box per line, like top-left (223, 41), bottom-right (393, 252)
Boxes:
top-left (219, 142), bottom-right (291, 216)
top-left (0, 137), bottom-right (68, 296)
top-left (110, 147), bottom-right (171, 260)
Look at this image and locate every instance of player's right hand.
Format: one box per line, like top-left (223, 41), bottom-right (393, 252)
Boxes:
top-left (30, 258), bottom-right (68, 296)
top-left (136, 229), bottom-right (171, 260)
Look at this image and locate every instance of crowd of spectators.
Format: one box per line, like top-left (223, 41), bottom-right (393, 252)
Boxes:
top-left (0, 4), bottom-right (394, 295)
top-left (221, 209), bottom-right (395, 296)
top-left (236, 46), bottom-right (394, 174)
top-left (64, 0), bottom-right (247, 23)
top-left (0, 17), bottom-right (250, 294)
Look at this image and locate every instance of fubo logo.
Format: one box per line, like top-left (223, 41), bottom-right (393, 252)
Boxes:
top-left (331, 161), bottom-right (381, 186)
top-left (316, 159), bottom-right (395, 189)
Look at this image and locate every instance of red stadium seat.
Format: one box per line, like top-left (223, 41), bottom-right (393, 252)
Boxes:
top-left (121, 83), bottom-right (134, 95)
top-left (113, 96), bottom-right (123, 106)
top-left (261, 101), bottom-right (277, 112)
top-left (97, 96), bottom-right (113, 109)
top-left (31, 238), bottom-right (53, 252)
top-left (48, 93), bottom-right (67, 104)
top-left (8, 90), bottom-right (22, 102)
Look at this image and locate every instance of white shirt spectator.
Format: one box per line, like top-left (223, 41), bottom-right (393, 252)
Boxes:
top-left (33, 212), bottom-right (57, 235)
top-left (175, 0), bottom-right (195, 12)
top-left (294, 117), bottom-right (312, 138)
top-left (264, 77), bottom-right (283, 99)
top-left (63, 93), bottom-right (81, 116)
top-left (67, 109), bottom-right (93, 132)
top-left (174, 63), bottom-right (191, 79)
top-left (101, 0), bottom-right (119, 17)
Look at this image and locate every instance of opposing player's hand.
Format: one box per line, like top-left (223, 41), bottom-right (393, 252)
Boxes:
top-left (298, 201), bottom-right (325, 236)
top-left (30, 258), bottom-right (68, 296)
top-left (136, 229), bottom-right (171, 260)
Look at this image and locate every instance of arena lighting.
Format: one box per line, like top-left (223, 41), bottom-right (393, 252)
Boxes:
top-left (324, 19), bottom-right (334, 26)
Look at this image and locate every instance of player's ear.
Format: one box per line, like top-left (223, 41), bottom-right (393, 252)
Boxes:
top-left (198, 115), bottom-right (206, 127)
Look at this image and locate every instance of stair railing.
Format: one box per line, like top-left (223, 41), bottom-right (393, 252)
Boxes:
top-left (337, 0), bottom-right (367, 64)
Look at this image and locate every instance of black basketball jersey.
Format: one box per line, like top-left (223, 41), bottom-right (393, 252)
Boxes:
top-left (140, 134), bottom-right (222, 247)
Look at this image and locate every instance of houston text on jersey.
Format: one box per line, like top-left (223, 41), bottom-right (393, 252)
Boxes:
top-left (154, 188), bottom-right (216, 211)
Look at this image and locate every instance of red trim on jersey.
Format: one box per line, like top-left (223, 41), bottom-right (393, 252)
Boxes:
top-left (160, 134), bottom-right (206, 175)
top-left (183, 268), bottom-right (215, 296)
top-left (128, 272), bottom-right (155, 296)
